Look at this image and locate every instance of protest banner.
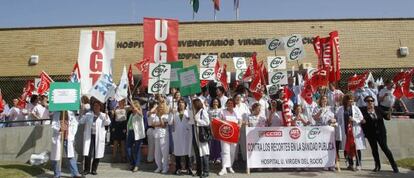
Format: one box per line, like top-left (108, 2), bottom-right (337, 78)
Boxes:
top-left (143, 17), bottom-right (179, 63)
top-left (77, 30), bottom-right (116, 95)
top-left (49, 82), bottom-right (80, 111)
top-left (268, 71), bottom-right (288, 85)
top-left (199, 68), bottom-right (215, 80)
top-left (246, 126), bottom-right (336, 169)
top-left (236, 69), bottom-right (246, 81)
top-left (200, 55), bottom-right (217, 68)
top-left (283, 34), bottom-right (306, 61)
top-left (148, 78), bottom-right (170, 94)
top-left (266, 38), bottom-right (284, 51)
top-left (149, 63), bottom-right (171, 79)
top-left (89, 73), bottom-right (116, 103)
top-left (233, 57), bottom-right (247, 70)
top-left (168, 61), bottom-right (183, 88)
top-left (177, 65), bottom-right (201, 96)
top-left (267, 56), bottom-right (286, 70)
top-left (38, 71), bottom-right (54, 95)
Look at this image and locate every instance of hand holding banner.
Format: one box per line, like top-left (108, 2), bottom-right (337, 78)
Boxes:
top-left (211, 118), bottom-right (240, 144)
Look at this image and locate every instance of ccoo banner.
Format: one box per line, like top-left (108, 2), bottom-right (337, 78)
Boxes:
top-left (246, 126), bottom-right (336, 168)
top-left (267, 56), bottom-right (286, 70)
top-left (283, 34), bottom-right (306, 61)
top-left (143, 17), bottom-right (179, 63)
top-left (77, 30), bottom-right (116, 95)
top-left (268, 71), bottom-right (288, 85)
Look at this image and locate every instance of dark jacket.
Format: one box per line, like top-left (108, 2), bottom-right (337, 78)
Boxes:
top-left (360, 107), bottom-right (390, 138)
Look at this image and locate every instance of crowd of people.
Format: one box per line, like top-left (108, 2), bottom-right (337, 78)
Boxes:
top-left (0, 75), bottom-right (405, 178)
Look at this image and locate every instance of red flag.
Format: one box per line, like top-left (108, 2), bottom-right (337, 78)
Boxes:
top-left (200, 80), bottom-right (210, 88)
top-left (249, 70), bottom-right (264, 101)
top-left (214, 61), bottom-right (228, 91)
top-left (211, 118), bottom-right (240, 143)
top-left (282, 86), bottom-right (293, 126)
top-left (313, 36), bottom-right (322, 65)
top-left (134, 58), bottom-right (151, 87)
top-left (128, 64), bottom-right (135, 89)
top-left (69, 62), bottom-right (81, 82)
top-left (347, 72), bottom-right (368, 91)
top-left (17, 80), bottom-right (35, 109)
top-left (0, 89), bottom-right (4, 113)
top-left (300, 74), bottom-right (314, 105)
top-left (261, 62), bottom-right (269, 86)
top-left (310, 68), bottom-right (329, 89)
top-left (403, 69), bottom-right (414, 99)
top-left (344, 122), bottom-right (357, 158)
top-left (143, 18), bottom-right (179, 63)
top-left (37, 71), bottom-right (54, 95)
top-left (330, 31), bottom-right (341, 82)
top-left (213, 0), bottom-right (220, 11)
top-left (242, 53), bottom-right (258, 81)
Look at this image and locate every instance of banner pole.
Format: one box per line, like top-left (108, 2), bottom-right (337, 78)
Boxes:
top-left (58, 111), bottom-right (66, 174)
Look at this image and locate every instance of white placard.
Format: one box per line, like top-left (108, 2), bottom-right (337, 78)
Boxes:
top-left (227, 72), bottom-right (231, 84)
top-left (148, 78), bottom-right (170, 94)
top-left (286, 47), bottom-right (306, 61)
top-left (200, 55), bottom-right (217, 68)
top-left (233, 57), bottom-right (247, 70)
top-left (266, 84), bottom-right (280, 96)
top-left (149, 63), bottom-right (171, 79)
top-left (246, 126), bottom-right (336, 168)
top-left (266, 38), bottom-right (284, 51)
top-left (269, 71), bottom-right (288, 85)
top-left (199, 68), bottom-right (215, 80)
top-left (179, 70), bottom-right (197, 87)
top-left (52, 89), bottom-right (78, 104)
top-left (267, 56), bottom-right (286, 70)
top-left (236, 69), bottom-right (246, 81)
top-left (170, 68), bottom-right (179, 82)
top-left (89, 73), bottom-right (116, 103)
top-left (283, 34), bottom-right (305, 61)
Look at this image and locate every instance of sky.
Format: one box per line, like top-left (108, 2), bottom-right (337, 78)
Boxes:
top-left (0, 0), bottom-right (413, 28)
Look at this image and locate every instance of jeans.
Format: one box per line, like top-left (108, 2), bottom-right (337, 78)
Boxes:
top-left (126, 130), bottom-right (142, 167)
top-left (52, 140), bottom-right (80, 177)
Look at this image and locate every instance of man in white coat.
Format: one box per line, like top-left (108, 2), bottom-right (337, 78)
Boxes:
top-left (79, 101), bottom-right (111, 175)
top-left (50, 111), bottom-right (83, 178)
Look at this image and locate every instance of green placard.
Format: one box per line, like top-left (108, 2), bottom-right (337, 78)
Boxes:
top-left (168, 61), bottom-right (184, 88)
top-left (177, 65), bottom-right (201, 97)
top-left (49, 82), bottom-right (80, 111)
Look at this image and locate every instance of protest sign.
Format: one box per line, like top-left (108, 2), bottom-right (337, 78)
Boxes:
top-left (268, 71), bottom-right (288, 85)
top-left (267, 56), bottom-right (286, 70)
top-left (178, 65), bottom-right (201, 96)
top-left (49, 82), bottom-right (80, 111)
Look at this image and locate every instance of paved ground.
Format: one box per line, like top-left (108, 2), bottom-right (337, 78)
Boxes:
top-left (37, 157), bottom-right (413, 178)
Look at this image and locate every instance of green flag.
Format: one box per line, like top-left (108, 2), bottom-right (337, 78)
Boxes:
top-left (168, 61), bottom-right (184, 88)
top-left (191, 0), bottom-right (199, 13)
top-left (177, 65), bottom-right (201, 97)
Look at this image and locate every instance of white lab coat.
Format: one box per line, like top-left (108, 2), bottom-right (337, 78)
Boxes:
top-left (79, 111), bottom-right (111, 158)
top-left (335, 106), bottom-right (366, 150)
top-left (51, 111), bottom-right (78, 161)
top-left (128, 113), bottom-right (146, 140)
top-left (189, 109), bottom-right (210, 157)
top-left (169, 110), bottom-right (191, 156)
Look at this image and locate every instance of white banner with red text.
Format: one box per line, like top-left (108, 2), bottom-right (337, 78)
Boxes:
top-left (246, 126), bottom-right (336, 168)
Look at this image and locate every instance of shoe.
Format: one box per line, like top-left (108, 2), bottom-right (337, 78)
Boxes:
top-left (91, 171), bottom-right (98, 175)
top-left (218, 169), bottom-right (227, 176)
top-left (356, 166), bottom-right (361, 171)
top-left (154, 168), bottom-right (162, 173)
top-left (162, 169), bottom-right (169, 174)
top-left (202, 172), bottom-right (209, 177)
top-left (188, 169), bottom-right (194, 176)
top-left (347, 165), bottom-right (354, 171)
top-left (175, 169), bottom-right (182, 175)
top-left (73, 175), bottom-right (84, 178)
top-left (82, 171), bottom-right (90, 175)
top-left (228, 168), bottom-right (235, 173)
top-left (132, 166), bottom-right (139, 172)
top-left (372, 167), bottom-right (379, 172)
top-left (393, 167), bottom-right (399, 173)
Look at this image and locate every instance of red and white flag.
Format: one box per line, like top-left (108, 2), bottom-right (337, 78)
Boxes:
top-left (282, 86), bottom-right (293, 126)
top-left (330, 31), bottom-right (341, 82)
top-left (143, 17), bottom-right (179, 63)
top-left (211, 118), bottom-right (240, 143)
top-left (249, 69), bottom-right (264, 101)
top-left (345, 122), bottom-right (357, 158)
top-left (214, 60), bottom-right (228, 91)
top-left (242, 53), bottom-right (258, 81)
top-left (128, 64), bottom-right (134, 89)
top-left (70, 62), bottom-right (81, 83)
top-left (261, 62), bottom-right (269, 86)
top-left (403, 69), bottom-right (414, 99)
top-left (347, 71), bottom-right (368, 91)
top-left (313, 31), bottom-right (341, 82)
top-left (300, 74), bottom-right (314, 105)
top-left (37, 71), bottom-right (54, 95)
top-left (134, 58), bottom-right (151, 87)
top-left (310, 68), bottom-right (329, 89)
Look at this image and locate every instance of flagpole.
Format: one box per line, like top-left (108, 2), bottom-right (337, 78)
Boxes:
top-left (214, 8), bottom-right (217, 21)
top-left (236, 7), bottom-right (239, 20)
top-left (193, 11), bottom-right (195, 21)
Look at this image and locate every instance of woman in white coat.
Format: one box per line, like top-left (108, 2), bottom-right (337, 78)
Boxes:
top-left (218, 98), bottom-right (241, 176)
top-left (189, 98), bottom-right (210, 177)
top-left (148, 100), bottom-right (170, 174)
top-left (170, 99), bottom-right (192, 175)
top-left (126, 100), bottom-right (146, 172)
top-left (80, 100), bottom-right (111, 175)
top-left (50, 111), bottom-right (82, 178)
top-left (336, 94), bottom-right (366, 171)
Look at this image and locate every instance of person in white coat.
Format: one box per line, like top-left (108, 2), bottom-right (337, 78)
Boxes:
top-left (218, 98), bottom-right (241, 176)
top-left (245, 103), bottom-right (267, 127)
top-left (50, 111), bottom-right (82, 178)
top-left (189, 98), bottom-right (210, 177)
top-left (148, 100), bottom-right (170, 174)
top-left (336, 94), bottom-right (366, 171)
top-left (267, 100), bottom-right (283, 127)
top-left (80, 100), bottom-right (111, 175)
top-left (312, 95), bottom-right (336, 126)
top-left (170, 99), bottom-right (193, 175)
top-left (126, 100), bottom-right (146, 172)
top-left (233, 94), bottom-right (250, 162)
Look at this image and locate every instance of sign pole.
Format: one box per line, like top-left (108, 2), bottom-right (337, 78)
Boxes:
top-left (59, 110), bottom-right (66, 174)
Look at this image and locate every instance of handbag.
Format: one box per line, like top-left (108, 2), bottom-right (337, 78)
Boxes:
top-left (198, 109), bottom-right (212, 143)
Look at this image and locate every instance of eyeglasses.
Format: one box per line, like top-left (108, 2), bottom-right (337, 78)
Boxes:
top-left (366, 100), bottom-right (374, 103)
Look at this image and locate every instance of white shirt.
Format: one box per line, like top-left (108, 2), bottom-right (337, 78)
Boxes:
top-left (354, 88), bottom-right (369, 107)
top-left (268, 111), bottom-right (283, 127)
top-left (218, 95), bottom-right (228, 109)
top-left (32, 104), bottom-right (50, 124)
top-left (148, 114), bottom-right (170, 138)
top-left (327, 89), bottom-right (344, 108)
top-left (379, 87), bottom-right (395, 108)
top-left (234, 102), bottom-right (251, 121)
top-left (246, 115), bottom-right (267, 127)
top-left (220, 109), bottom-right (240, 124)
top-left (248, 97), bottom-right (269, 118)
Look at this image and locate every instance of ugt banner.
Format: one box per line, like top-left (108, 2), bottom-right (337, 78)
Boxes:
top-left (77, 30), bottom-right (116, 95)
top-left (143, 17), bottom-right (179, 63)
top-left (246, 126), bottom-right (336, 168)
